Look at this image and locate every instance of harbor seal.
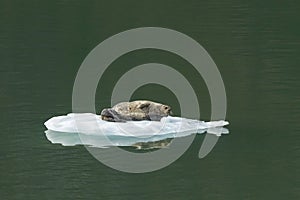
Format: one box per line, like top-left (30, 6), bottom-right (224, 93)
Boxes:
top-left (101, 100), bottom-right (172, 122)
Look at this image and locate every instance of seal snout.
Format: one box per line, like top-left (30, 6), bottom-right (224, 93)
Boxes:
top-left (164, 105), bottom-right (172, 115)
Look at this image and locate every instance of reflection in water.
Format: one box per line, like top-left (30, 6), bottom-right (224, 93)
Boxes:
top-left (45, 129), bottom-right (175, 149)
top-left (132, 138), bottom-right (173, 150)
top-left (45, 126), bottom-right (228, 149)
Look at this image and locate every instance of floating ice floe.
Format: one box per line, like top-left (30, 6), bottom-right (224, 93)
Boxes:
top-left (44, 113), bottom-right (229, 148)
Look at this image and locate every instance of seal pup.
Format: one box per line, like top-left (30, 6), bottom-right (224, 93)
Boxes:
top-left (101, 100), bottom-right (172, 122)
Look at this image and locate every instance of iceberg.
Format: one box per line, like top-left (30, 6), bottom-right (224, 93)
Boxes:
top-left (44, 113), bottom-right (229, 148)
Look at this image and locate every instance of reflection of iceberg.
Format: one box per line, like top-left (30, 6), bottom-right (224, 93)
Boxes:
top-left (45, 130), bottom-right (177, 148)
top-left (44, 113), bottom-right (229, 148)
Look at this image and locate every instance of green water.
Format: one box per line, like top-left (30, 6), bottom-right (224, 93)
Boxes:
top-left (1, 1), bottom-right (299, 199)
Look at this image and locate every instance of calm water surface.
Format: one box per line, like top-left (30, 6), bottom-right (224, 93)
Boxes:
top-left (1, 1), bottom-right (299, 199)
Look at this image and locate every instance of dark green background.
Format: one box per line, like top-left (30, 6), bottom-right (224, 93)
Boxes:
top-left (1, 0), bottom-right (299, 199)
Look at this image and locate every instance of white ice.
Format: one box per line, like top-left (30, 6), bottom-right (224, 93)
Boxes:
top-left (44, 113), bottom-right (229, 148)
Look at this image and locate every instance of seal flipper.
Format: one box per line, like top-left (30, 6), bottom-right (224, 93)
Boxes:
top-left (101, 108), bottom-right (127, 122)
top-left (147, 113), bottom-right (163, 121)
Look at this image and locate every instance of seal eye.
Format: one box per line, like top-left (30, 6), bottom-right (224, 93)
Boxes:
top-left (164, 106), bottom-right (169, 110)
